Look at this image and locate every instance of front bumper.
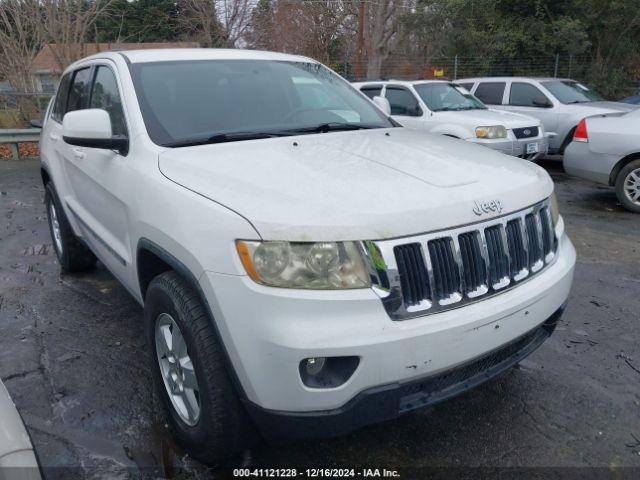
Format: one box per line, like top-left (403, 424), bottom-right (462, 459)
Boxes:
top-left (247, 307), bottom-right (563, 441)
top-left (470, 134), bottom-right (549, 161)
top-left (200, 232), bottom-right (575, 417)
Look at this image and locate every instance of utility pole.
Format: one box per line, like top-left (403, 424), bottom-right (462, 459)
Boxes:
top-left (356, 0), bottom-right (366, 80)
top-left (554, 53), bottom-right (560, 78)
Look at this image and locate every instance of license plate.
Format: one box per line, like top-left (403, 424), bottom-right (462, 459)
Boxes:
top-left (526, 142), bottom-right (539, 154)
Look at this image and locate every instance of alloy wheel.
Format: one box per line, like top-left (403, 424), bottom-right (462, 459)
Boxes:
top-left (155, 313), bottom-right (201, 426)
top-left (623, 168), bottom-right (640, 206)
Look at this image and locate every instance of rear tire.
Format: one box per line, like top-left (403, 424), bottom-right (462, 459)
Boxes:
top-left (615, 160), bottom-right (640, 213)
top-left (145, 271), bottom-right (252, 465)
top-left (44, 182), bottom-right (96, 272)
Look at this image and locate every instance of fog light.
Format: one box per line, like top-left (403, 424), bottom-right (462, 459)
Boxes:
top-left (299, 356), bottom-right (359, 389)
top-left (305, 357), bottom-right (326, 376)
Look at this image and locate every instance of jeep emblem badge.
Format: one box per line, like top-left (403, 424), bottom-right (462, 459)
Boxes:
top-left (473, 199), bottom-right (504, 216)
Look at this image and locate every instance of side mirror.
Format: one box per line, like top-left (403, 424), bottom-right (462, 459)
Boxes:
top-left (30, 119), bottom-right (43, 129)
top-left (62, 109), bottom-right (128, 155)
top-left (372, 96), bottom-right (391, 116)
top-left (533, 97), bottom-right (552, 108)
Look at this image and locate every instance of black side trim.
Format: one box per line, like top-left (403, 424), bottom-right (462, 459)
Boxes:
top-left (136, 238), bottom-right (250, 402)
top-left (247, 306), bottom-right (564, 443)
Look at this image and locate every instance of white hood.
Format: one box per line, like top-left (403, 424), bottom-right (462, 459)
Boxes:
top-left (437, 108), bottom-right (540, 130)
top-left (158, 128), bottom-right (553, 241)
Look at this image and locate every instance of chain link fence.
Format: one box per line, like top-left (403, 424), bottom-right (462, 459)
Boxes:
top-left (334, 54), bottom-right (639, 99)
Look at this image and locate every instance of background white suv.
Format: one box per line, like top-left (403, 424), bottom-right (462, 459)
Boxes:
top-left (354, 80), bottom-right (549, 161)
top-left (39, 49), bottom-right (575, 464)
top-left (457, 77), bottom-right (638, 154)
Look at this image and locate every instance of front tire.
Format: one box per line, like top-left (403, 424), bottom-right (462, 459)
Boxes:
top-left (145, 271), bottom-right (252, 465)
top-left (44, 182), bottom-right (96, 272)
top-left (615, 160), bottom-right (640, 213)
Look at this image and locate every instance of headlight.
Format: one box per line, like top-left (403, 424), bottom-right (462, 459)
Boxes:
top-left (550, 192), bottom-right (560, 226)
top-left (236, 240), bottom-right (371, 289)
top-left (475, 125), bottom-right (507, 139)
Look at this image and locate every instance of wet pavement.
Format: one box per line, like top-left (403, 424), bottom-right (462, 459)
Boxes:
top-left (0, 158), bottom-right (639, 478)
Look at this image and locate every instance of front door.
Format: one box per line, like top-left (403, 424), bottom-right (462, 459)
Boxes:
top-left (384, 85), bottom-right (424, 129)
top-left (59, 63), bottom-right (135, 285)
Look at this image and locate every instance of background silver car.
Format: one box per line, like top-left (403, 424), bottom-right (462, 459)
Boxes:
top-left (457, 77), bottom-right (638, 154)
top-left (0, 381), bottom-right (41, 479)
top-left (563, 109), bottom-right (640, 213)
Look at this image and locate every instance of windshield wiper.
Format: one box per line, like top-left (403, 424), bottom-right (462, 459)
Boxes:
top-left (283, 122), bottom-right (380, 134)
top-left (164, 131), bottom-right (293, 148)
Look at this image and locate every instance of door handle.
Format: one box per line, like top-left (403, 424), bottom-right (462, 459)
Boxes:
top-left (72, 148), bottom-right (86, 160)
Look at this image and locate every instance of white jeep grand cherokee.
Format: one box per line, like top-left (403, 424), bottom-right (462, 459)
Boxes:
top-left (39, 49), bottom-right (576, 464)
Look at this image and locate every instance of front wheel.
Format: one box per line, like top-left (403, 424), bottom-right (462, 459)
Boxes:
top-left (615, 160), bottom-right (640, 213)
top-left (145, 271), bottom-right (252, 465)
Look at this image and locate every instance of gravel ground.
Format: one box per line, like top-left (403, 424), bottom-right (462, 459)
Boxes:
top-left (0, 158), bottom-right (639, 479)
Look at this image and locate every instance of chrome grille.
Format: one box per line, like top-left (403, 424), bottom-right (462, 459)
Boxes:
top-left (366, 199), bottom-right (559, 320)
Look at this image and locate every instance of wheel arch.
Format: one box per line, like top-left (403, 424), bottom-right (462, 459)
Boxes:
top-left (610, 152), bottom-right (640, 186)
top-left (136, 238), bottom-right (251, 402)
top-left (40, 165), bottom-right (51, 187)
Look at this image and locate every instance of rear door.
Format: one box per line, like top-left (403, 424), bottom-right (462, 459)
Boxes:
top-left (383, 85), bottom-right (424, 129)
top-left (473, 81), bottom-right (507, 109)
top-left (506, 82), bottom-right (559, 133)
top-left (60, 63), bottom-right (135, 284)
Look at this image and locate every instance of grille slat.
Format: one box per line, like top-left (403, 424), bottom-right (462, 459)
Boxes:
top-left (394, 243), bottom-right (430, 306)
top-left (458, 232), bottom-right (486, 294)
top-left (388, 200), bottom-right (558, 320)
top-left (525, 213), bottom-right (543, 268)
top-left (428, 238), bottom-right (460, 301)
top-left (539, 207), bottom-right (554, 257)
top-left (485, 226), bottom-right (509, 287)
top-left (506, 219), bottom-right (528, 278)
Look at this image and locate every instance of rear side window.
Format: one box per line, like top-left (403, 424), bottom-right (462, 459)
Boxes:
top-left (66, 68), bottom-right (92, 113)
top-left (456, 82), bottom-right (474, 92)
top-left (474, 82), bottom-right (506, 105)
top-left (385, 86), bottom-right (422, 116)
top-left (90, 66), bottom-right (127, 136)
top-left (509, 83), bottom-right (551, 107)
top-left (360, 85), bottom-right (382, 99)
top-left (51, 73), bottom-right (71, 122)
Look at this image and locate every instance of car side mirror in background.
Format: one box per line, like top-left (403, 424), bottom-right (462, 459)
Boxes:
top-left (30, 119), bottom-right (43, 129)
top-left (62, 109), bottom-right (128, 155)
top-left (533, 97), bottom-right (552, 108)
top-left (372, 96), bottom-right (391, 116)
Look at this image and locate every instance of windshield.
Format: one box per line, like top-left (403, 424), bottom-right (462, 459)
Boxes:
top-left (541, 80), bottom-right (604, 104)
top-left (413, 82), bottom-right (486, 111)
top-left (129, 60), bottom-right (393, 147)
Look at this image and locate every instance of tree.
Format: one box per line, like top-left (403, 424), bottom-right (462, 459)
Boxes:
top-left (178, 0), bottom-right (253, 47)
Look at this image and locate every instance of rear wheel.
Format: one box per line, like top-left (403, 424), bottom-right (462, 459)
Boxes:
top-left (615, 160), bottom-right (640, 213)
top-left (145, 271), bottom-right (252, 465)
top-left (44, 182), bottom-right (96, 272)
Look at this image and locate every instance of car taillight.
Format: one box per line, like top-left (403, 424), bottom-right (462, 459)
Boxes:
top-left (574, 119), bottom-right (588, 142)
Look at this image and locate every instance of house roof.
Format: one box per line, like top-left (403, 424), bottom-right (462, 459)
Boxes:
top-left (32, 42), bottom-right (200, 74)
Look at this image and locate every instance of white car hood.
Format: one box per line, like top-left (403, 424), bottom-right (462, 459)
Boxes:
top-left (437, 108), bottom-right (540, 129)
top-left (159, 128), bottom-right (553, 241)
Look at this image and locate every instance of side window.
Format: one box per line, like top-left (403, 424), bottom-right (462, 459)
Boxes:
top-left (66, 67), bottom-right (92, 113)
top-left (509, 82), bottom-right (551, 108)
top-left (360, 85), bottom-right (382, 99)
top-left (51, 73), bottom-right (71, 122)
top-left (456, 82), bottom-right (474, 92)
top-left (90, 66), bottom-right (127, 136)
top-left (385, 87), bottom-right (422, 116)
top-left (474, 82), bottom-right (506, 105)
